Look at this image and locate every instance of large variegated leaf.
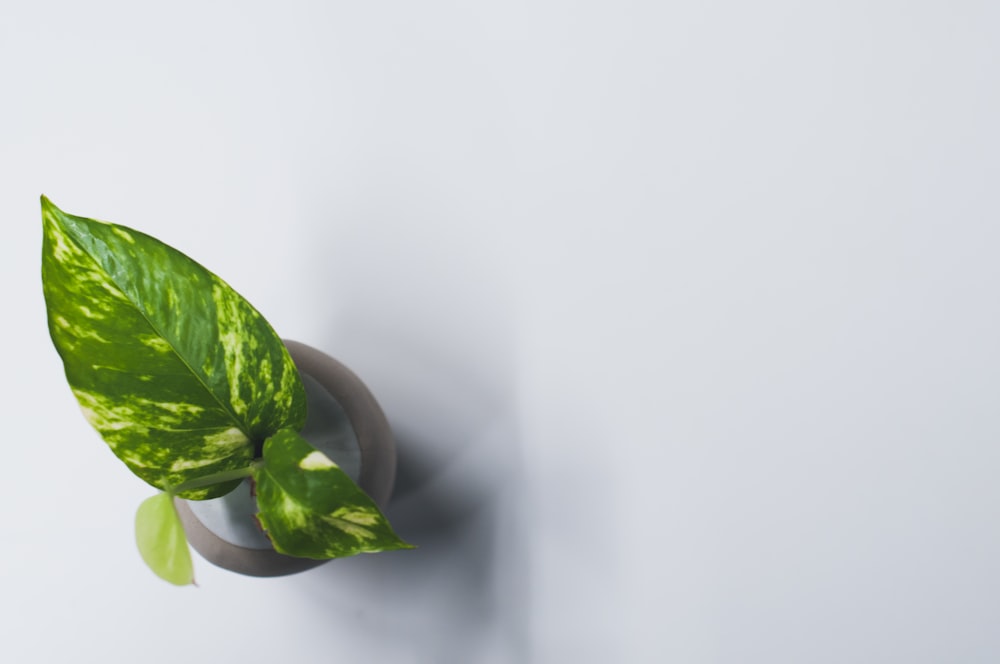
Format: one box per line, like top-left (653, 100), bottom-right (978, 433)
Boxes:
top-left (135, 492), bottom-right (194, 586)
top-left (41, 197), bottom-right (306, 498)
top-left (254, 429), bottom-right (413, 559)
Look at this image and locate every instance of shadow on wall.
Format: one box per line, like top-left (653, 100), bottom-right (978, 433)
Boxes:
top-left (290, 212), bottom-right (529, 662)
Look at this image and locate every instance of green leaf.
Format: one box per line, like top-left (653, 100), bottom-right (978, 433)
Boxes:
top-left (135, 493), bottom-right (195, 586)
top-left (254, 429), bottom-right (414, 559)
top-left (41, 197), bottom-right (306, 498)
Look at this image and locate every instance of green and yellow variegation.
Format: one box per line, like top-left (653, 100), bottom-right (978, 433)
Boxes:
top-left (41, 197), bottom-right (306, 498)
top-left (255, 429), bottom-right (413, 558)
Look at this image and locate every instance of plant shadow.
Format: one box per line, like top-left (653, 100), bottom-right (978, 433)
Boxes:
top-left (288, 215), bottom-right (529, 661)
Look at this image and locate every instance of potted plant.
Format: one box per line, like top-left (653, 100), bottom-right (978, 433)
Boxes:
top-left (40, 196), bottom-right (412, 585)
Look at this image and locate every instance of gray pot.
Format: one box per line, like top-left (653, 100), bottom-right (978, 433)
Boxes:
top-left (175, 340), bottom-right (396, 577)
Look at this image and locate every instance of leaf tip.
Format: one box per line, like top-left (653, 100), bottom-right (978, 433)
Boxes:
top-left (387, 537), bottom-right (417, 552)
top-left (39, 195), bottom-right (64, 228)
top-left (40, 194), bottom-right (57, 213)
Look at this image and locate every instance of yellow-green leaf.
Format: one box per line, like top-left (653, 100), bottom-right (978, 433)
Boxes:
top-left (135, 493), bottom-right (194, 586)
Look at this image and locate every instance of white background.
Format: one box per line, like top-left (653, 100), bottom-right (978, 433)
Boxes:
top-left (2, 1), bottom-right (999, 662)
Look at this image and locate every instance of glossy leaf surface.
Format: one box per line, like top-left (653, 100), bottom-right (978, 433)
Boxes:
top-left (254, 429), bottom-right (413, 559)
top-left (135, 493), bottom-right (194, 586)
top-left (41, 197), bottom-right (306, 497)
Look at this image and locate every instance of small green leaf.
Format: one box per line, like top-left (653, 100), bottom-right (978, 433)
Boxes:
top-left (254, 429), bottom-right (413, 559)
top-left (135, 493), bottom-right (195, 586)
top-left (41, 197), bottom-right (306, 497)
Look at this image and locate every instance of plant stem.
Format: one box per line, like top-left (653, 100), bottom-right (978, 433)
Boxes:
top-left (171, 463), bottom-right (259, 495)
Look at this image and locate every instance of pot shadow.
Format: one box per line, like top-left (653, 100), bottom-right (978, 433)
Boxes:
top-left (288, 215), bottom-right (529, 662)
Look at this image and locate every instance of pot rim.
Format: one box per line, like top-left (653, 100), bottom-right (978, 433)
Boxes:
top-left (176, 339), bottom-right (397, 577)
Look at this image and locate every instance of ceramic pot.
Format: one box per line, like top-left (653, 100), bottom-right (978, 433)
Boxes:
top-left (174, 339), bottom-right (396, 577)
